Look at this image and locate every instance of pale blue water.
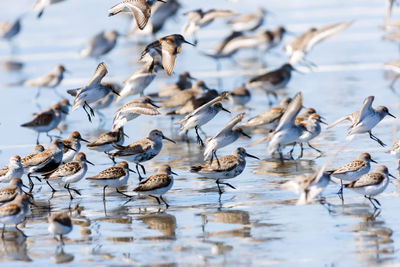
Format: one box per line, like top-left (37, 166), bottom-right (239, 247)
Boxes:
top-left (0, 0), bottom-right (399, 266)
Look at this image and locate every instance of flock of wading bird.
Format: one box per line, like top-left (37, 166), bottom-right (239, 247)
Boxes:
top-left (0, 0), bottom-right (399, 243)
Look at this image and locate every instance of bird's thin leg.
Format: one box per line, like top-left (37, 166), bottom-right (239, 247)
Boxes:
top-left (46, 132), bottom-right (53, 142)
top-left (64, 184), bottom-right (74, 200)
top-left (149, 194), bottom-right (161, 204)
top-left (213, 151), bottom-right (220, 168)
top-left (139, 163), bottom-right (146, 175)
top-left (35, 87), bottom-right (41, 98)
top-left (195, 126), bottom-right (204, 147)
top-left (299, 143), bottom-right (304, 158)
top-left (365, 195), bottom-right (379, 209)
top-left (289, 143), bottom-right (296, 159)
top-left (102, 185), bottom-right (107, 201)
top-left (369, 131), bottom-right (386, 147)
top-left (116, 188), bottom-right (133, 198)
top-left (1, 224), bottom-right (4, 238)
top-left (36, 132), bottom-right (41, 145)
top-left (216, 180), bottom-right (223, 195)
top-left (159, 195), bottom-right (169, 208)
top-left (85, 101), bottom-right (95, 117)
top-left (308, 142), bottom-right (322, 155)
top-left (46, 181), bottom-right (56, 192)
top-left (219, 182), bottom-right (236, 190)
top-left (372, 197), bottom-right (381, 207)
top-left (82, 104), bottom-right (92, 122)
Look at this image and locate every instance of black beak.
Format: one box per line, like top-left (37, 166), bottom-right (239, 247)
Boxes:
top-left (245, 153), bottom-right (260, 160)
top-left (123, 133), bottom-right (130, 138)
top-left (370, 158), bottom-right (378, 164)
top-left (64, 144), bottom-right (76, 151)
top-left (162, 135), bottom-right (176, 143)
top-left (318, 119), bottom-right (328, 125)
top-left (85, 159), bottom-right (95, 166)
top-left (150, 101), bottom-right (160, 108)
top-left (388, 112), bottom-right (396, 118)
top-left (222, 107), bottom-right (231, 113)
top-left (183, 39), bottom-right (196, 46)
top-left (128, 168), bottom-right (136, 173)
top-left (61, 110), bottom-right (69, 114)
top-left (242, 132), bottom-right (251, 138)
top-left (389, 173), bottom-right (397, 179)
top-left (22, 183), bottom-right (29, 189)
top-left (157, 0), bottom-right (167, 2)
top-left (171, 171), bottom-right (178, 175)
top-left (111, 89), bottom-right (120, 96)
top-left (79, 137), bottom-right (89, 143)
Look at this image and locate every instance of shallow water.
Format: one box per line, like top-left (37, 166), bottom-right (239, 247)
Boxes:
top-left (0, 0), bottom-right (400, 266)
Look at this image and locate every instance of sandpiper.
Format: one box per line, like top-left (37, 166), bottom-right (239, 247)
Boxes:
top-left (161, 80), bottom-right (209, 109)
top-left (191, 147), bottom-right (259, 194)
top-left (44, 152), bottom-right (93, 199)
top-left (21, 103), bottom-right (66, 144)
top-left (295, 113), bottom-right (326, 157)
top-left (0, 194), bottom-right (31, 237)
top-left (345, 165), bottom-right (396, 209)
top-left (327, 96), bottom-right (395, 146)
top-left (33, 0), bottom-right (66, 18)
top-left (90, 82), bottom-right (122, 120)
top-left (282, 167), bottom-right (332, 205)
top-left (112, 96), bottom-right (159, 130)
top-left (86, 161), bottom-right (134, 200)
top-left (0, 17), bottom-right (21, 41)
top-left (108, 0), bottom-right (166, 30)
top-left (110, 129), bottom-right (175, 179)
top-left (24, 64), bottom-right (67, 98)
top-left (22, 139), bottom-right (70, 191)
top-left (21, 144), bottom-right (44, 165)
top-left (331, 152), bottom-right (377, 196)
top-left (61, 131), bottom-right (89, 163)
top-left (204, 112), bottom-right (250, 163)
top-left (227, 7), bottom-right (266, 32)
top-left (140, 34), bottom-right (195, 76)
top-left (182, 9), bottom-right (238, 44)
top-left (117, 60), bottom-right (162, 101)
top-left (242, 97), bottom-right (292, 130)
top-left (267, 92), bottom-right (305, 158)
top-left (133, 164), bottom-right (176, 207)
top-left (48, 212), bottom-right (72, 244)
top-left (87, 127), bottom-right (125, 154)
top-left (148, 71), bottom-right (195, 98)
top-left (175, 92), bottom-right (230, 146)
top-left (0, 156), bottom-right (23, 183)
top-left (245, 63), bottom-right (295, 94)
top-left (59, 98), bottom-right (71, 123)
top-left (68, 62), bottom-right (120, 122)
top-left (230, 85), bottom-right (251, 106)
top-left (79, 30), bottom-right (120, 58)
top-left (285, 21), bottom-right (352, 65)
top-left (0, 178), bottom-right (27, 206)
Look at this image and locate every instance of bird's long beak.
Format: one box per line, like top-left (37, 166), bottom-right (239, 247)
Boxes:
top-left (85, 159), bottom-right (95, 166)
top-left (183, 39), bottom-right (196, 46)
top-left (388, 112), bottom-right (396, 118)
top-left (61, 110), bottom-right (69, 114)
top-left (157, 0), bottom-right (167, 2)
top-left (242, 132), bottom-right (251, 138)
top-left (124, 133), bottom-right (130, 138)
top-left (22, 183), bottom-right (29, 189)
top-left (150, 101), bottom-right (160, 108)
top-left (370, 158), bottom-right (378, 164)
top-left (222, 107), bottom-right (231, 113)
top-left (162, 136), bottom-right (176, 143)
top-left (171, 171), bottom-right (178, 175)
top-left (318, 118), bottom-right (328, 125)
top-left (111, 89), bottom-right (120, 96)
top-left (245, 153), bottom-right (260, 160)
top-left (64, 144), bottom-right (76, 151)
top-left (389, 173), bottom-right (397, 179)
top-left (128, 168), bottom-right (136, 173)
top-left (79, 137), bottom-right (89, 143)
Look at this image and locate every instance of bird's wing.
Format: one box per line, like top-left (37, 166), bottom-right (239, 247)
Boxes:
top-left (357, 96), bottom-right (374, 125)
top-left (87, 62), bottom-right (108, 86)
top-left (127, 1), bottom-right (151, 30)
top-left (213, 112), bottom-right (245, 137)
top-left (87, 166), bottom-right (125, 179)
top-left (47, 162), bottom-right (81, 179)
top-left (134, 174), bottom-right (172, 191)
top-left (347, 173), bottom-right (384, 188)
top-left (333, 160), bottom-right (365, 174)
top-left (161, 40), bottom-right (178, 76)
top-left (275, 92), bottom-right (302, 132)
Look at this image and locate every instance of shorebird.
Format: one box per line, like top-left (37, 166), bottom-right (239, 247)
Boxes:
top-left (90, 82), bottom-right (121, 120)
top-left (133, 164), bottom-right (176, 207)
top-left (0, 178), bottom-right (27, 206)
top-left (285, 21), bottom-right (353, 65)
top-left (21, 103), bottom-right (66, 144)
top-left (149, 71), bottom-right (195, 98)
top-left (79, 30), bottom-right (120, 58)
top-left (295, 113), bottom-right (326, 157)
top-left (327, 96), bottom-right (395, 146)
top-left (166, 89), bottom-right (219, 116)
top-left (388, 139), bottom-right (400, 169)
top-left (24, 64), bottom-right (67, 98)
top-left (0, 17), bottom-right (22, 41)
top-left (48, 212), bottom-right (72, 244)
top-left (109, 129), bottom-right (175, 179)
top-left (227, 8), bottom-right (266, 32)
top-left (330, 153), bottom-right (377, 196)
top-left (21, 145), bottom-right (44, 165)
top-left (230, 85), bottom-right (251, 106)
top-left (345, 165), bottom-right (396, 209)
top-left (191, 147), bottom-right (259, 194)
top-left (0, 194), bottom-right (31, 237)
top-left (59, 98), bottom-right (71, 123)
top-left (87, 127), bottom-right (125, 154)
top-left (22, 139), bottom-right (71, 191)
top-left (175, 92), bottom-right (230, 146)
top-left (43, 152), bottom-right (93, 199)
top-left (204, 113), bottom-right (250, 163)
top-left (245, 63), bottom-right (295, 95)
top-left (33, 0), bottom-right (67, 18)
top-left (1, 60), bottom-right (23, 72)
top-left (161, 80), bottom-right (209, 109)
top-left (61, 131), bottom-right (89, 163)
top-left (0, 156), bottom-right (23, 183)
top-left (68, 62), bottom-right (120, 122)
top-left (140, 34), bottom-right (195, 76)
top-left (112, 96), bottom-right (160, 130)
top-left (117, 60), bottom-right (162, 101)
top-left (86, 161), bottom-right (134, 200)
top-left (108, 0), bottom-right (166, 30)
top-left (182, 9), bottom-right (238, 44)
top-left (267, 92), bottom-right (305, 159)
top-left (282, 166), bottom-right (332, 205)
top-left (242, 97), bottom-right (292, 130)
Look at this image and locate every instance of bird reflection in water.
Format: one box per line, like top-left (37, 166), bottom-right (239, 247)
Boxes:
top-left (138, 211), bottom-right (176, 240)
top-left (0, 230), bottom-right (31, 262)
